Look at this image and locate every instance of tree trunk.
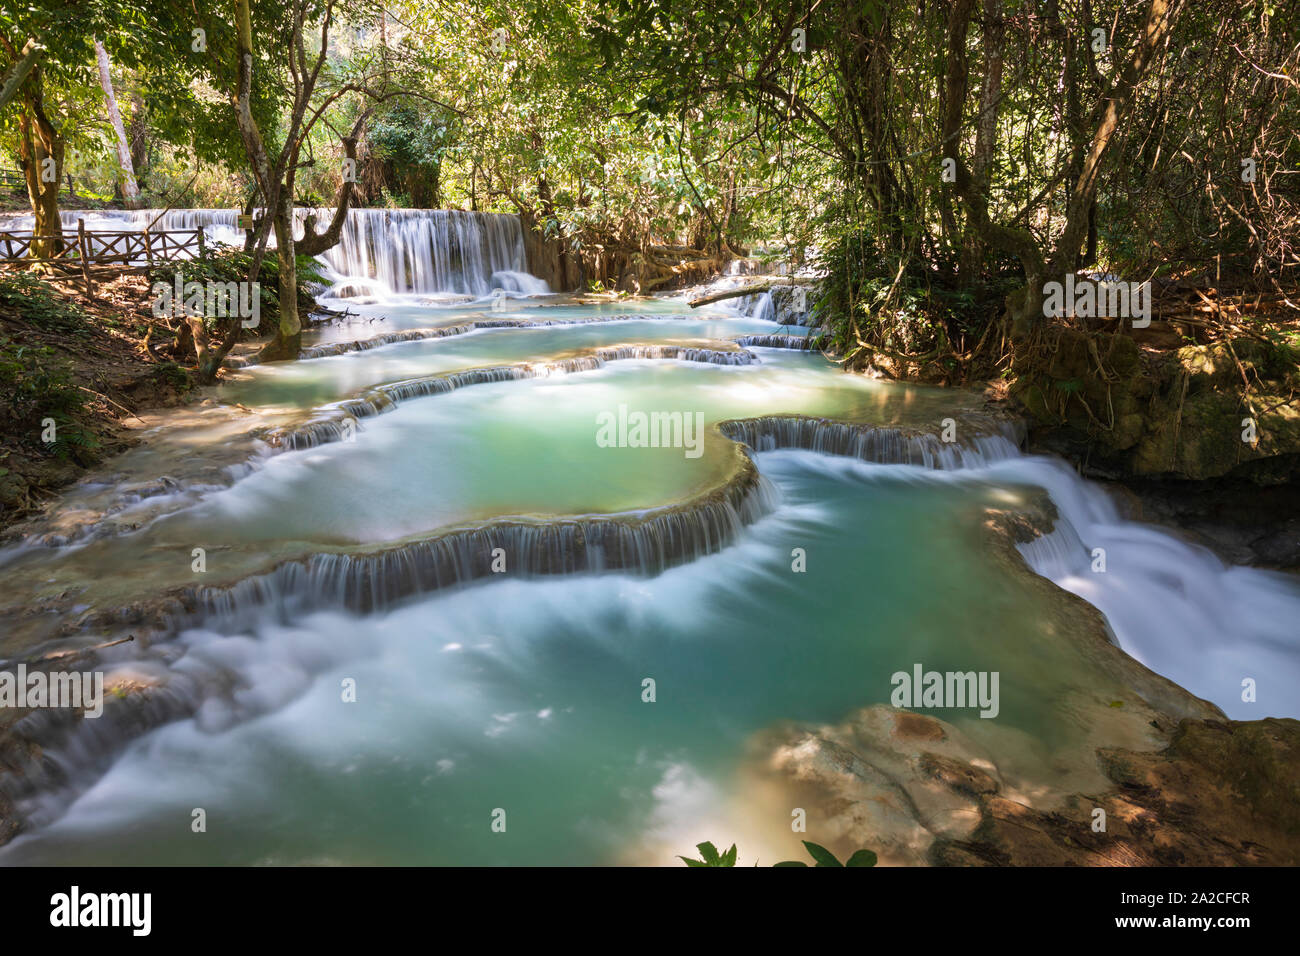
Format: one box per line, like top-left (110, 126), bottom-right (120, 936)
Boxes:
top-left (942, 0), bottom-right (1045, 336)
top-left (536, 169), bottom-right (569, 288)
top-left (15, 66), bottom-right (64, 260)
top-left (128, 91), bottom-right (148, 177)
top-left (259, 195), bottom-right (302, 362)
top-left (93, 39), bottom-right (141, 208)
top-left (1049, 0), bottom-right (1186, 274)
top-left (224, 0), bottom-right (365, 370)
top-left (0, 38), bottom-right (42, 112)
top-left (961, 0), bottom-right (1004, 281)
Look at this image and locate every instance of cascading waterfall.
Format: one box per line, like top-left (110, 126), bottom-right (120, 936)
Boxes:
top-left (1, 207), bottom-right (550, 299)
top-left (734, 290), bottom-right (776, 323)
top-left (734, 334), bottom-right (821, 350)
top-left (4, 397), bottom-right (1300, 861)
top-left (0, 414), bottom-right (1028, 833)
top-left (186, 457), bottom-right (780, 625)
top-left (719, 415), bottom-right (1025, 469)
top-left (997, 454), bottom-right (1300, 720)
top-left (309, 208), bottom-right (547, 297)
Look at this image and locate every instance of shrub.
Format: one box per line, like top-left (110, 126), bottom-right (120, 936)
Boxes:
top-left (0, 273), bottom-right (88, 334)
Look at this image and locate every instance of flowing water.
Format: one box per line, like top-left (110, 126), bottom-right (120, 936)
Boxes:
top-left (1, 210), bottom-right (1297, 865)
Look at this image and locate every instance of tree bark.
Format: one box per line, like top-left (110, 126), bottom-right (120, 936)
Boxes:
top-left (128, 91), bottom-right (147, 177)
top-left (297, 112), bottom-right (369, 256)
top-left (14, 64), bottom-right (64, 260)
top-left (942, 0), bottom-right (1045, 335)
top-left (93, 39), bottom-right (142, 208)
top-left (224, 0), bottom-right (363, 370)
top-left (961, 0), bottom-right (1004, 280)
top-left (0, 37), bottom-right (41, 112)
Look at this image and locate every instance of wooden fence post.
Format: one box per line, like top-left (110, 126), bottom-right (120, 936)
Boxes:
top-left (77, 218), bottom-right (94, 297)
top-left (143, 227), bottom-right (154, 267)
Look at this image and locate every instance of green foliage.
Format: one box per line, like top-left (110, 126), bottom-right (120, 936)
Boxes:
top-left (0, 336), bottom-right (93, 459)
top-left (679, 840), bottom-right (877, 867)
top-left (815, 227), bottom-right (1011, 372)
top-left (145, 248), bottom-right (322, 331)
top-left (367, 102), bottom-right (451, 207)
top-left (0, 274), bottom-right (88, 334)
top-left (775, 842), bottom-right (878, 868)
top-left (678, 841), bottom-right (738, 867)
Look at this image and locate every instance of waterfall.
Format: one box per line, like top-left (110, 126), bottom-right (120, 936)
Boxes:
top-left (733, 290), bottom-right (775, 322)
top-left (734, 334), bottom-right (821, 350)
top-left (0, 457), bottom-right (780, 829)
top-left (187, 462), bottom-right (780, 625)
top-left (719, 416), bottom-right (1025, 469)
top-left (306, 208), bottom-right (547, 297)
top-left (0, 207), bottom-right (549, 298)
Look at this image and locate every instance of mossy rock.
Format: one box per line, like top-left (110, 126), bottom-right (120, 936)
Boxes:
top-left (1111, 412), bottom-right (1145, 450)
top-left (1018, 332), bottom-right (1300, 481)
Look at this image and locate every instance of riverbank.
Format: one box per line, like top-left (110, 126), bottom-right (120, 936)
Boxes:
top-left (0, 273), bottom-right (196, 535)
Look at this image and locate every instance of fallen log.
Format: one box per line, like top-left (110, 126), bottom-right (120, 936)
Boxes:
top-left (687, 276), bottom-right (818, 307)
top-left (688, 280), bottom-right (781, 308)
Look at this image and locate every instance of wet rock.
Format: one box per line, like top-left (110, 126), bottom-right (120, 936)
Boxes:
top-left (893, 712), bottom-right (947, 742)
top-left (752, 708), bottom-right (1300, 866)
top-left (919, 752), bottom-right (999, 797)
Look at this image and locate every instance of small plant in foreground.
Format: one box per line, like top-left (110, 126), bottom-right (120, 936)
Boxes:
top-left (678, 840), bottom-right (878, 867)
top-left (776, 841), bottom-right (878, 867)
top-left (678, 841), bottom-right (737, 867)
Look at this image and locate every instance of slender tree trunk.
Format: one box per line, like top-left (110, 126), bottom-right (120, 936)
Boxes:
top-left (93, 39), bottom-right (141, 208)
top-left (962, 0), bottom-right (1004, 281)
top-left (259, 197), bottom-right (302, 361)
top-left (128, 91), bottom-right (147, 176)
top-left (223, 0), bottom-right (363, 371)
top-left (1049, 0), bottom-right (1186, 274)
top-left (942, 0), bottom-right (1045, 336)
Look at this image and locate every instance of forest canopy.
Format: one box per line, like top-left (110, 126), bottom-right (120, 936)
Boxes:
top-left (1, 0), bottom-right (1297, 371)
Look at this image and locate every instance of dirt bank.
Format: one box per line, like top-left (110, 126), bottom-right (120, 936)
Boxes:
top-left (0, 272), bottom-right (196, 536)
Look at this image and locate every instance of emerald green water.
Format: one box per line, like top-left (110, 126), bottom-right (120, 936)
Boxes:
top-left (0, 451), bottom-right (1122, 865)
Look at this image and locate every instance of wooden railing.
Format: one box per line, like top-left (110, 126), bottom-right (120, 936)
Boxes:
top-left (0, 165), bottom-right (73, 194)
top-left (0, 220), bottom-right (206, 289)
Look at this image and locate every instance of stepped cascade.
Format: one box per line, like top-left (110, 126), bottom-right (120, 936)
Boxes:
top-left (0, 226), bottom-right (1296, 870)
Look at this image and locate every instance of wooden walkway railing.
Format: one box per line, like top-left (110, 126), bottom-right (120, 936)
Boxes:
top-left (0, 219), bottom-right (205, 288)
top-left (0, 165), bottom-right (73, 195)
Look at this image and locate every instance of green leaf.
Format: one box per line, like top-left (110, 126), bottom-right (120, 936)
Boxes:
top-left (773, 860), bottom-right (808, 867)
top-left (678, 857), bottom-right (708, 867)
top-left (720, 843), bottom-right (738, 867)
top-left (803, 841), bottom-right (842, 867)
top-left (845, 849), bottom-right (878, 867)
top-left (695, 841), bottom-right (720, 865)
